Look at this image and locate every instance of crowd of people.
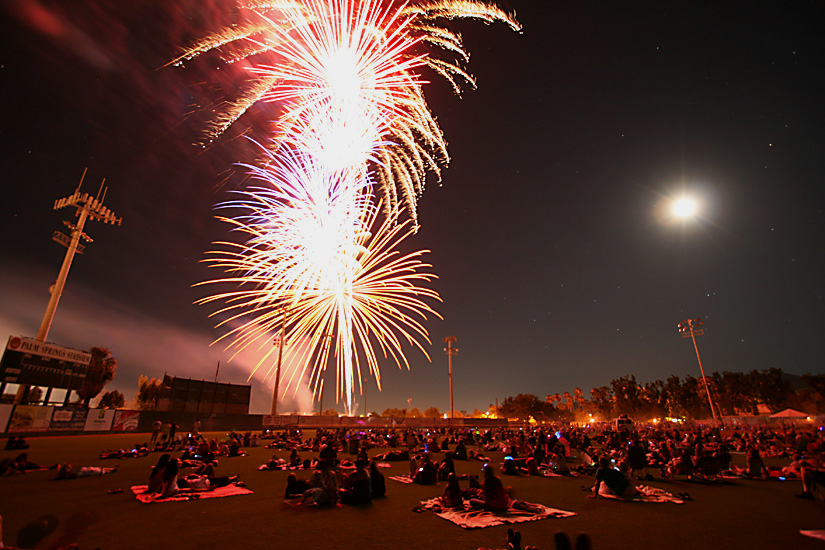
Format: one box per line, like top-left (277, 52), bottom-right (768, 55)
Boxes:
top-left (3, 419), bottom-right (825, 550)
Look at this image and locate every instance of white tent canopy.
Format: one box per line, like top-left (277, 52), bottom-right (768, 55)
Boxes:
top-left (770, 408), bottom-right (808, 418)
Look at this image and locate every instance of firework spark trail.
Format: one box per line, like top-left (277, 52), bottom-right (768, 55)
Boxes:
top-left (187, 0), bottom-right (518, 412)
top-left (197, 149), bottom-right (441, 412)
top-left (179, 0), bottom-right (520, 222)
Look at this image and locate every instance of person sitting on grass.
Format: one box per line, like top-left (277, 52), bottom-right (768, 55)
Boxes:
top-left (746, 447), bottom-right (768, 478)
top-left (302, 460), bottom-right (339, 507)
top-left (441, 473), bottom-right (464, 508)
top-left (548, 451), bottom-right (570, 476)
top-left (5, 436), bottom-right (29, 450)
top-left (468, 464), bottom-right (541, 513)
top-left (796, 454), bottom-right (825, 499)
top-left (454, 439), bottom-right (468, 460)
top-left (437, 452), bottom-right (456, 481)
top-left (157, 459), bottom-right (181, 498)
top-left (589, 457), bottom-right (640, 500)
top-left (413, 453), bottom-right (437, 485)
top-left (285, 473), bottom-right (310, 498)
top-left (729, 447), bottom-right (769, 478)
top-left (369, 461), bottom-right (386, 498)
top-left (667, 448), bottom-right (695, 479)
top-left (56, 463), bottom-right (118, 479)
top-left (469, 465), bottom-right (511, 511)
top-left (145, 453), bottom-right (170, 494)
top-left (339, 459), bottom-right (372, 505)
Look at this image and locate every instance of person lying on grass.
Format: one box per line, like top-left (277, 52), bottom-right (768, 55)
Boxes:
top-left (155, 458), bottom-right (240, 498)
top-left (56, 463), bottom-right (118, 479)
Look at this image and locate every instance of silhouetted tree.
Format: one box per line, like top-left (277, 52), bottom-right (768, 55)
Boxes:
top-left (590, 386), bottom-right (613, 418)
top-left (134, 375), bottom-right (162, 410)
top-left (97, 390), bottom-right (126, 409)
top-left (497, 393), bottom-right (551, 421)
top-left (77, 347), bottom-right (117, 407)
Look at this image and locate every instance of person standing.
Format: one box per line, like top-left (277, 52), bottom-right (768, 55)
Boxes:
top-left (166, 422), bottom-right (178, 449)
top-left (160, 421), bottom-right (171, 447)
top-left (150, 420), bottom-right (162, 445)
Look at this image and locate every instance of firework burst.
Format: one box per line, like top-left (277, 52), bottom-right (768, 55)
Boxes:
top-left (177, 0), bottom-right (520, 223)
top-left (186, 0), bottom-right (519, 412)
top-left (197, 148), bottom-right (441, 413)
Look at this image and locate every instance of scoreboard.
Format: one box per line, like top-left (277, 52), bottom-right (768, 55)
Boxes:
top-left (0, 336), bottom-right (91, 391)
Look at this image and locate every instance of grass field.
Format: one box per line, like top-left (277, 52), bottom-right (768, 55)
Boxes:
top-left (1, 433), bottom-right (823, 550)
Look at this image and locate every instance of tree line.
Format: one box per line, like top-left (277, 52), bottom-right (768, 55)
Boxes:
top-left (496, 368), bottom-right (825, 421)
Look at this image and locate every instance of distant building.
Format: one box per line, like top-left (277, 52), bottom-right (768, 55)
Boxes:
top-left (156, 375), bottom-right (250, 414)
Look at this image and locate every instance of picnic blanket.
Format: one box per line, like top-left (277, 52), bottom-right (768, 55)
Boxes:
top-left (597, 485), bottom-right (684, 504)
top-left (389, 475), bottom-right (414, 484)
top-left (419, 498), bottom-right (576, 529)
top-left (539, 470), bottom-right (578, 477)
top-left (130, 484), bottom-right (253, 504)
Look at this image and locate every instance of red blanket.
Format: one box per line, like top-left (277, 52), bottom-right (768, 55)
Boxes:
top-left (130, 484), bottom-right (253, 504)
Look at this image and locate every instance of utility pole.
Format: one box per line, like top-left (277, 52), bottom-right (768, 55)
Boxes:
top-left (677, 317), bottom-right (719, 424)
top-left (270, 307), bottom-right (289, 415)
top-left (443, 336), bottom-right (458, 419)
top-left (17, 169), bottom-right (121, 404)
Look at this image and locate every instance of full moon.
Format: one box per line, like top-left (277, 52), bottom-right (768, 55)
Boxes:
top-left (673, 198), bottom-right (696, 218)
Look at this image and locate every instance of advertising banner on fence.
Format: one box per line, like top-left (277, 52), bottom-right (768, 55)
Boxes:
top-left (262, 415), bottom-right (281, 427)
top-left (7, 405), bottom-right (54, 432)
top-left (49, 407), bottom-right (89, 431)
top-left (83, 408), bottom-right (114, 431)
top-left (112, 410), bottom-right (140, 431)
top-left (0, 404), bottom-right (13, 432)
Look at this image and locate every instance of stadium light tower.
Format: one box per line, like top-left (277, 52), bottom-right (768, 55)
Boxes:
top-left (37, 169), bottom-right (122, 341)
top-left (16, 169), bottom-right (121, 404)
top-left (677, 318), bottom-right (719, 424)
top-left (270, 307), bottom-right (289, 415)
top-left (443, 336), bottom-right (458, 419)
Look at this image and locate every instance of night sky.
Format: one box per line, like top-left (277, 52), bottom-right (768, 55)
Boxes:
top-left (1, 1), bottom-right (823, 416)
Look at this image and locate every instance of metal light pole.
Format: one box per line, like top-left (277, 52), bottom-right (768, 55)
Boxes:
top-left (443, 336), bottom-right (458, 419)
top-left (318, 334), bottom-right (333, 415)
top-left (677, 318), bottom-right (719, 424)
top-left (270, 307), bottom-right (289, 415)
top-left (17, 170), bottom-right (121, 404)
